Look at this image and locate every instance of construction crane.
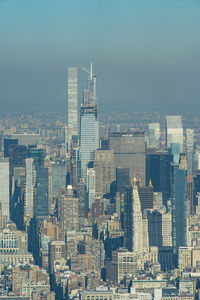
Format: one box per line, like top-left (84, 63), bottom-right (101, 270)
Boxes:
top-left (77, 62), bottom-right (97, 103)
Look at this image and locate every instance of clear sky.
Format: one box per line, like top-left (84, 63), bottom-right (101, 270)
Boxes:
top-left (0, 0), bottom-right (200, 114)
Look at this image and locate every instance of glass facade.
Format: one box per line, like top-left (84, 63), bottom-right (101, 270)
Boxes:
top-left (67, 67), bottom-right (78, 151)
top-left (52, 162), bottom-right (66, 197)
top-left (171, 165), bottom-right (187, 254)
top-left (34, 167), bottom-right (49, 218)
top-left (80, 107), bottom-right (99, 178)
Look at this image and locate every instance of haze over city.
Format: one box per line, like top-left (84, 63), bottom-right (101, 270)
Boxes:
top-left (0, 0), bottom-right (200, 114)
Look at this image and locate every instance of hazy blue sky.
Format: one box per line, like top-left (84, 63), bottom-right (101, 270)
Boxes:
top-left (0, 0), bottom-right (200, 114)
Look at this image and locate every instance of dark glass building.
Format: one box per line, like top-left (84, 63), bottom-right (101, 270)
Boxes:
top-left (146, 210), bottom-right (163, 247)
top-left (138, 185), bottom-right (154, 214)
top-left (28, 147), bottom-right (45, 167)
top-left (116, 168), bottom-right (130, 194)
top-left (146, 150), bottom-right (173, 206)
top-left (171, 164), bottom-right (187, 254)
top-left (4, 139), bottom-right (18, 157)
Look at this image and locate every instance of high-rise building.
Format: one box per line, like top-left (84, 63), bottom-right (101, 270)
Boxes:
top-left (109, 132), bottom-right (146, 184)
top-left (80, 106), bottom-right (99, 177)
top-left (79, 65), bottom-right (99, 178)
top-left (67, 67), bottom-right (78, 151)
top-left (76, 179), bottom-right (86, 226)
top-left (186, 129), bottom-right (194, 175)
top-left (148, 123), bottom-right (160, 149)
top-left (116, 168), bottom-right (130, 194)
top-left (4, 143), bottom-right (27, 177)
top-left (34, 167), bottom-right (49, 219)
top-left (27, 147), bottom-right (44, 168)
top-left (4, 139), bottom-right (18, 157)
top-left (86, 168), bottom-right (96, 209)
top-left (0, 158), bottom-right (9, 228)
top-left (171, 162), bottom-right (188, 254)
top-left (94, 149), bottom-right (114, 196)
top-left (24, 158), bottom-right (36, 225)
top-left (124, 181), bottom-right (148, 252)
top-left (194, 150), bottom-right (200, 172)
top-left (146, 210), bottom-right (163, 248)
top-left (49, 240), bottom-right (67, 273)
top-left (52, 162), bottom-right (66, 198)
top-left (58, 186), bottom-right (79, 241)
top-left (138, 184), bottom-right (154, 214)
top-left (166, 115), bottom-right (184, 152)
top-left (146, 150), bottom-right (173, 206)
top-left (187, 175), bottom-right (195, 216)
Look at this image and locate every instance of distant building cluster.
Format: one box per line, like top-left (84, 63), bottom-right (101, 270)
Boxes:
top-left (0, 63), bottom-right (199, 300)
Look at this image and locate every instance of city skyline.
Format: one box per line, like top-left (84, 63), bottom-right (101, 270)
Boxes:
top-left (0, 0), bottom-right (200, 114)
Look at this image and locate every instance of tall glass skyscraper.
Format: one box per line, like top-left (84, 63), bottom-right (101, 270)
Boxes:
top-left (80, 108), bottom-right (99, 177)
top-left (79, 64), bottom-right (99, 178)
top-left (34, 167), bottom-right (49, 219)
top-left (171, 162), bottom-right (187, 254)
top-left (67, 67), bottom-right (78, 152)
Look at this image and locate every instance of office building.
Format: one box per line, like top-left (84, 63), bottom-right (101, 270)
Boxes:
top-left (80, 64), bottom-right (99, 178)
top-left (34, 167), bottom-right (49, 218)
top-left (162, 211), bottom-right (172, 247)
top-left (58, 186), bottom-right (79, 240)
top-left (5, 143), bottom-right (27, 177)
top-left (116, 168), bottom-right (130, 194)
top-left (49, 240), bottom-right (67, 273)
top-left (80, 106), bottom-right (99, 178)
top-left (124, 181), bottom-right (147, 252)
top-left (0, 158), bottom-right (9, 228)
top-left (76, 179), bottom-right (86, 226)
top-left (146, 150), bottom-right (173, 206)
top-left (187, 175), bottom-right (195, 216)
top-left (11, 133), bottom-right (41, 147)
top-left (171, 161), bottom-right (188, 254)
top-left (67, 67), bottom-right (78, 151)
top-left (4, 138), bottom-right (18, 157)
top-left (27, 147), bottom-right (44, 167)
top-left (148, 123), bottom-right (160, 149)
top-left (24, 158), bottom-right (36, 225)
top-left (138, 184), bottom-right (154, 214)
top-left (166, 115), bottom-right (184, 152)
top-left (109, 132), bottom-right (146, 184)
top-left (0, 227), bottom-right (28, 253)
top-left (52, 162), bottom-right (66, 198)
top-left (146, 210), bottom-right (163, 248)
top-left (186, 129), bottom-right (194, 175)
top-left (106, 249), bottom-right (138, 283)
top-left (94, 149), bottom-right (114, 196)
top-left (194, 150), bottom-right (200, 172)
top-left (86, 168), bottom-right (96, 209)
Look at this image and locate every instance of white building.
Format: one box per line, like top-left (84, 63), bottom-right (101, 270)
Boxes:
top-left (166, 115), bottom-right (183, 152)
top-left (67, 67), bottom-right (78, 151)
top-left (0, 158), bottom-right (9, 228)
top-left (148, 123), bottom-right (160, 149)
